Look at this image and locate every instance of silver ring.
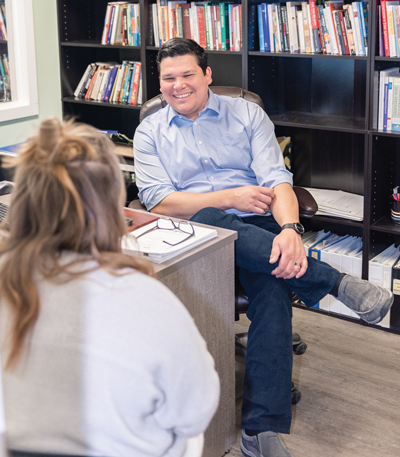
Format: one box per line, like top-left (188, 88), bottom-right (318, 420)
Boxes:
top-left (294, 262), bottom-right (301, 266)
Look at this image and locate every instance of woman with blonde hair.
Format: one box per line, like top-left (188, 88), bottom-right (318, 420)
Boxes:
top-left (0, 118), bottom-right (219, 457)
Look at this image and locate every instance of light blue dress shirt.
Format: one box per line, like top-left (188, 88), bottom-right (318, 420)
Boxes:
top-left (134, 90), bottom-right (293, 217)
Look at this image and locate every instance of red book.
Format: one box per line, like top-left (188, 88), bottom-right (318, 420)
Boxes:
top-left (197, 5), bottom-right (207, 48)
top-left (309, 0), bottom-right (322, 53)
top-left (123, 208), bottom-right (159, 232)
top-left (129, 62), bottom-right (141, 106)
top-left (181, 4), bottom-right (191, 39)
top-left (338, 11), bottom-right (350, 55)
top-left (382, 0), bottom-right (400, 57)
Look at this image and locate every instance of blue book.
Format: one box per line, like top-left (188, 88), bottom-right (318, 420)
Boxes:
top-left (107, 6), bottom-right (116, 45)
top-left (357, 2), bottom-right (368, 53)
top-left (103, 65), bottom-right (119, 103)
top-left (383, 81), bottom-right (390, 131)
top-left (127, 62), bottom-right (137, 104)
top-left (121, 65), bottom-right (133, 104)
top-left (257, 4), bottom-right (265, 51)
top-left (261, 3), bottom-right (271, 52)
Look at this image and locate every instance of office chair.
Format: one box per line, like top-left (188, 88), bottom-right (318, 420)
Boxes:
top-left (137, 86), bottom-right (318, 402)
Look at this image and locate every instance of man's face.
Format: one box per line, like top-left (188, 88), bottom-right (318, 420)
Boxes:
top-left (159, 54), bottom-right (212, 121)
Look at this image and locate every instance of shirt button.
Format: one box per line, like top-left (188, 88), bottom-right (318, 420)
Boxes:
top-left (194, 122), bottom-right (197, 125)
top-left (210, 176), bottom-right (214, 180)
top-left (199, 141), bottom-right (202, 144)
top-left (205, 159), bottom-right (208, 163)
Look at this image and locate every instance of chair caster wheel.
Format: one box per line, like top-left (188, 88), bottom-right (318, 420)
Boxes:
top-left (291, 383), bottom-right (301, 405)
top-left (292, 332), bottom-right (307, 355)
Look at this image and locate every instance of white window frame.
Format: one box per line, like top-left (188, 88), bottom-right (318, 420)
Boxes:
top-left (0, 0), bottom-right (38, 123)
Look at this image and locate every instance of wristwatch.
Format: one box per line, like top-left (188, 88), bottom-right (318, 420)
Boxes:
top-left (281, 222), bottom-right (305, 235)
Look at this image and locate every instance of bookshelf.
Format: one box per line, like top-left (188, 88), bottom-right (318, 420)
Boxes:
top-left (57, 1), bottom-right (400, 331)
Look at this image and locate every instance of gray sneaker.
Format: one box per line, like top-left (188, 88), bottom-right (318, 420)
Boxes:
top-left (241, 430), bottom-right (293, 457)
top-left (337, 275), bottom-right (394, 324)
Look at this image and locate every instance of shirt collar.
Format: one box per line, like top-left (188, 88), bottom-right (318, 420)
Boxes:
top-left (167, 88), bottom-right (220, 125)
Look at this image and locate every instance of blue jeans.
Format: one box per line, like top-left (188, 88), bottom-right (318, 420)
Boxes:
top-left (190, 208), bottom-right (340, 434)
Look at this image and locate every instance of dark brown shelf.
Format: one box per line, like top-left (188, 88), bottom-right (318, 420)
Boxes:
top-left (270, 112), bottom-right (366, 133)
top-left (61, 40), bottom-right (140, 50)
top-left (371, 215), bottom-right (400, 234)
top-left (305, 215), bottom-right (364, 228)
top-left (249, 51), bottom-right (367, 60)
top-left (369, 128), bottom-right (400, 138)
top-left (62, 97), bottom-right (141, 109)
top-left (374, 56), bottom-right (400, 62)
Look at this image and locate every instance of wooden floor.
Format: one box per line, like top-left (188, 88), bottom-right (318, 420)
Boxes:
top-left (228, 307), bottom-right (400, 457)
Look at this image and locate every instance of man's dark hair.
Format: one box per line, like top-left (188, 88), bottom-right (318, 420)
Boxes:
top-left (156, 38), bottom-right (208, 75)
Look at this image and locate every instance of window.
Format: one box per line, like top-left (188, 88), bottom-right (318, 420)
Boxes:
top-left (0, 0), bottom-right (38, 123)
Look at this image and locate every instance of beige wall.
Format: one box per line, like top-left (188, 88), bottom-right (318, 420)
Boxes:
top-left (0, 0), bottom-right (62, 147)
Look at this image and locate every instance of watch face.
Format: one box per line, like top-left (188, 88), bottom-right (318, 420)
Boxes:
top-left (294, 222), bottom-right (305, 235)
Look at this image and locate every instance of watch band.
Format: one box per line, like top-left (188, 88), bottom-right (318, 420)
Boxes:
top-left (281, 222), bottom-right (305, 235)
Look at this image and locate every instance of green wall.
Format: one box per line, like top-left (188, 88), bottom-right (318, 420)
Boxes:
top-left (0, 0), bottom-right (62, 147)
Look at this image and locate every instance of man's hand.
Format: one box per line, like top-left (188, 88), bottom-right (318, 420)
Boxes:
top-left (269, 229), bottom-right (308, 279)
top-left (231, 186), bottom-right (274, 214)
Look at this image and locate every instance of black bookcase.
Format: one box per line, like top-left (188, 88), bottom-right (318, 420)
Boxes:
top-left (57, 0), bottom-right (400, 331)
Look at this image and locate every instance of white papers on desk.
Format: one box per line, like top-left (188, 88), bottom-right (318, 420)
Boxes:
top-left (303, 188), bottom-right (364, 221)
top-left (121, 221), bottom-right (218, 263)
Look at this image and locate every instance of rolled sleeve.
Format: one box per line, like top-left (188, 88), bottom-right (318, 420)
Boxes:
top-left (134, 121), bottom-right (177, 211)
top-left (249, 105), bottom-right (293, 189)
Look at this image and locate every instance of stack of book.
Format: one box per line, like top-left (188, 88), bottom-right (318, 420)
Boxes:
top-left (73, 61), bottom-right (142, 106)
top-left (151, 1), bottom-right (242, 51)
top-left (256, 0), bottom-right (367, 55)
top-left (0, 3), bottom-right (7, 40)
top-left (377, 0), bottom-right (400, 57)
top-left (376, 67), bottom-right (400, 132)
top-left (101, 2), bottom-right (140, 46)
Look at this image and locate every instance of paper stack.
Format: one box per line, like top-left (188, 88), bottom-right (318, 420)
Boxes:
top-left (303, 188), bottom-right (364, 221)
top-left (121, 221), bottom-right (218, 263)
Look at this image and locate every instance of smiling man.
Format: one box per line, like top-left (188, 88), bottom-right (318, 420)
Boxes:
top-left (134, 38), bottom-right (393, 457)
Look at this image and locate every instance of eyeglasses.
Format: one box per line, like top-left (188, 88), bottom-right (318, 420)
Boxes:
top-left (135, 217), bottom-right (195, 246)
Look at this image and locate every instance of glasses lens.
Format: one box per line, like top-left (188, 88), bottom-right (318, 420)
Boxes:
top-left (158, 218), bottom-right (176, 230)
top-left (178, 221), bottom-right (194, 235)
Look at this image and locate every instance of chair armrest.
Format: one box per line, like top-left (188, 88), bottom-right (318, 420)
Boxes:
top-left (293, 186), bottom-right (318, 218)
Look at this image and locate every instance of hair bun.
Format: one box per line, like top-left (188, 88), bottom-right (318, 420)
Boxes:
top-left (37, 117), bottom-right (63, 156)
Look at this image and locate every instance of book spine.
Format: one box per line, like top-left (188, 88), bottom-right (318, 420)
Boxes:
top-left (343, 6), bottom-right (356, 55)
top-left (197, 5), bottom-right (207, 48)
top-left (338, 11), bottom-right (350, 54)
top-left (281, 6), bottom-right (290, 52)
top-left (276, 3), bottom-right (286, 51)
top-left (302, 2), bottom-right (312, 53)
top-left (258, 4), bottom-right (265, 52)
top-left (359, 1), bottom-right (368, 54)
top-left (297, 10), bottom-right (305, 53)
top-left (309, 0), bottom-right (322, 53)
top-left (316, 4), bottom-right (327, 53)
top-left (391, 79), bottom-right (400, 131)
top-left (74, 64), bottom-right (92, 97)
top-left (383, 80), bottom-right (389, 131)
top-left (121, 66), bottom-right (133, 104)
top-left (354, 2), bottom-right (366, 56)
top-left (81, 64), bottom-right (97, 99)
top-left (101, 4), bottom-right (112, 45)
top-left (333, 10), bottom-right (345, 55)
top-left (289, 5), bottom-right (299, 53)
top-left (107, 6), bottom-right (116, 45)
top-left (182, 4), bottom-right (191, 40)
top-left (387, 77), bottom-right (395, 130)
top-left (129, 62), bottom-right (141, 106)
top-left (103, 65), bottom-right (119, 102)
top-left (220, 3), bottom-right (227, 51)
top-left (380, 0), bottom-right (390, 56)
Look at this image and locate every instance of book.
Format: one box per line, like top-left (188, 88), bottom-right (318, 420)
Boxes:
top-left (309, 0), bottom-right (322, 53)
top-left (390, 76), bottom-right (400, 131)
top-left (297, 9), bottom-right (306, 53)
top-left (381, 0), bottom-right (399, 57)
top-left (343, 5), bottom-right (356, 55)
top-left (101, 4), bottom-right (113, 44)
top-left (74, 64), bottom-right (93, 98)
top-left (287, 2), bottom-right (302, 53)
top-left (333, 10), bottom-right (345, 55)
top-left (123, 208), bottom-right (159, 232)
top-left (351, 1), bottom-right (365, 55)
top-left (338, 10), bottom-right (350, 55)
top-left (248, 4), bottom-right (256, 51)
top-left (129, 62), bottom-right (141, 106)
top-left (378, 67), bottom-right (400, 130)
top-left (325, 1), bottom-right (345, 55)
top-left (280, 5), bottom-right (290, 52)
top-left (302, 1), bottom-right (312, 53)
top-left (387, 4), bottom-right (398, 56)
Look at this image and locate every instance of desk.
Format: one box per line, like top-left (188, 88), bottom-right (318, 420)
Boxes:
top-left (148, 214), bottom-right (238, 457)
top-left (0, 195), bottom-right (238, 457)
